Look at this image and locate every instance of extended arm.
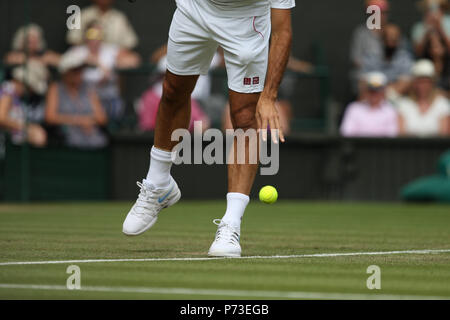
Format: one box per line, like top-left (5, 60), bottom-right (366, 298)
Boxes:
top-left (256, 8), bottom-right (293, 143)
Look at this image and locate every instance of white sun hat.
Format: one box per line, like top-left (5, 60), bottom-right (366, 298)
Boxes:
top-left (58, 48), bottom-right (89, 74)
top-left (365, 71), bottom-right (388, 90)
top-left (411, 59), bottom-right (436, 78)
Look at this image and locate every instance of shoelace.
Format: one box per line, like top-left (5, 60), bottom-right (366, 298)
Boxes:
top-left (213, 219), bottom-right (240, 245)
top-left (134, 182), bottom-right (158, 216)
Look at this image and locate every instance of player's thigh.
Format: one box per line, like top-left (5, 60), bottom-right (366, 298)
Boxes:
top-left (228, 90), bottom-right (260, 129)
top-left (167, 8), bottom-right (218, 77)
top-left (213, 14), bottom-right (270, 94)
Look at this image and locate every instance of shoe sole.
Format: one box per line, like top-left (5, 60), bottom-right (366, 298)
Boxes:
top-left (207, 251), bottom-right (241, 258)
top-left (122, 187), bottom-right (181, 237)
top-left (123, 217), bottom-right (159, 236)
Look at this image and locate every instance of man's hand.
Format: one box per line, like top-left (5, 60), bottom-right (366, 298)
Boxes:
top-left (256, 95), bottom-right (285, 144)
top-left (258, 8), bottom-right (292, 144)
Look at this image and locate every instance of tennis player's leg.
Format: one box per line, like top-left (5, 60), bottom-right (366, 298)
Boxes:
top-left (154, 71), bottom-right (199, 152)
top-left (227, 91), bottom-right (260, 196)
top-left (123, 7), bottom-right (217, 236)
top-left (208, 13), bottom-right (270, 257)
top-left (207, 91), bottom-right (261, 257)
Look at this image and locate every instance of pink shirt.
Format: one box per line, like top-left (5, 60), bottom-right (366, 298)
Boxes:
top-left (340, 100), bottom-right (399, 137)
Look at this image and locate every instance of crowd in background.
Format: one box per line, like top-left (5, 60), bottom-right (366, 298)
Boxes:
top-left (0, 0), bottom-right (142, 149)
top-left (343, 0), bottom-right (450, 137)
top-left (0, 0), bottom-right (449, 151)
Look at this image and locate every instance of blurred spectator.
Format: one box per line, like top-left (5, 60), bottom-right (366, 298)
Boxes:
top-left (138, 45), bottom-right (215, 132)
top-left (45, 50), bottom-right (108, 149)
top-left (67, 0), bottom-right (138, 50)
top-left (412, 0), bottom-right (450, 94)
top-left (275, 56), bottom-right (314, 135)
top-left (4, 24), bottom-right (60, 69)
top-left (397, 60), bottom-right (450, 136)
top-left (361, 24), bottom-right (414, 101)
top-left (420, 29), bottom-right (450, 93)
top-left (341, 72), bottom-right (398, 137)
top-left (286, 56), bottom-right (315, 74)
top-left (0, 61), bottom-right (48, 147)
top-left (67, 21), bottom-right (140, 124)
top-left (350, 0), bottom-right (390, 93)
top-left (412, 0), bottom-right (450, 57)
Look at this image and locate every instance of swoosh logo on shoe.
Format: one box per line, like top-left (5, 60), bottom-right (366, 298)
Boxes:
top-left (158, 186), bottom-right (174, 204)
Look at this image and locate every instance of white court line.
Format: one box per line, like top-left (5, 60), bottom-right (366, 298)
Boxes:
top-left (0, 283), bottom-right (448, 300)
top-left (0, 249), bottom-right (449, 266)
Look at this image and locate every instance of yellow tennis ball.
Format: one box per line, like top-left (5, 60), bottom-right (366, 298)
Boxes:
top-left (259, 186), bottom-right (278, 204)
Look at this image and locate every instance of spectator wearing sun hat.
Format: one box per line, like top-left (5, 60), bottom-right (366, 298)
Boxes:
top-left (341, 72), bottom-right (399, 137)
top-left (68, 20), bottom-right (140, 125)
top-left (397, 59), bottom-right (450, 136)
top-left (44, 49), bottom-right (108, 149)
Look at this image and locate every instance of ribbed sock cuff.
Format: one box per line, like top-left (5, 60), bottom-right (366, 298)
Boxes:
top-left (151, 146), bottom-right (173, 163)
top-left (226, 193), bottom-right (250, 204)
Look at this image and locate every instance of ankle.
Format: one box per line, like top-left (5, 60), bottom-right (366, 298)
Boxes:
top-left (221, 193), bottom-right (249, 228)
top-left (146, 146), bottom-right (173, 188)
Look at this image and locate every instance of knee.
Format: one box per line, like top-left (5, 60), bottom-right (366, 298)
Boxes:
top-left (161, 77), bottom-right (190, 106)
top-left (230, 104), bottom-right (257, 130)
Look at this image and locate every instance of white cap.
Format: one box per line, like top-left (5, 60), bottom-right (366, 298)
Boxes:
top-left (365, 72), bottom-right (388, 90)
top-left (58, 48), bottom-right (88, 74)
top-left (411, 59), bottom-right (436, 78)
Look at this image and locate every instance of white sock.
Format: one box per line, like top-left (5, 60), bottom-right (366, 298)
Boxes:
top-left (221, 193), bottom-right (250, 229)
top-left (145, 146), bottom-right (172, 189)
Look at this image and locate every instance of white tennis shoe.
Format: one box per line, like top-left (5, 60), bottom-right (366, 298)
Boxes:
top-left (208, 219), bottom-right (241, 257)
top-left (122, 177), bottom-right (181, 236)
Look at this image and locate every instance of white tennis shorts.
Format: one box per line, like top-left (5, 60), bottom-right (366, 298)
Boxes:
top-left (166, 0), bottom-right (271, 93)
